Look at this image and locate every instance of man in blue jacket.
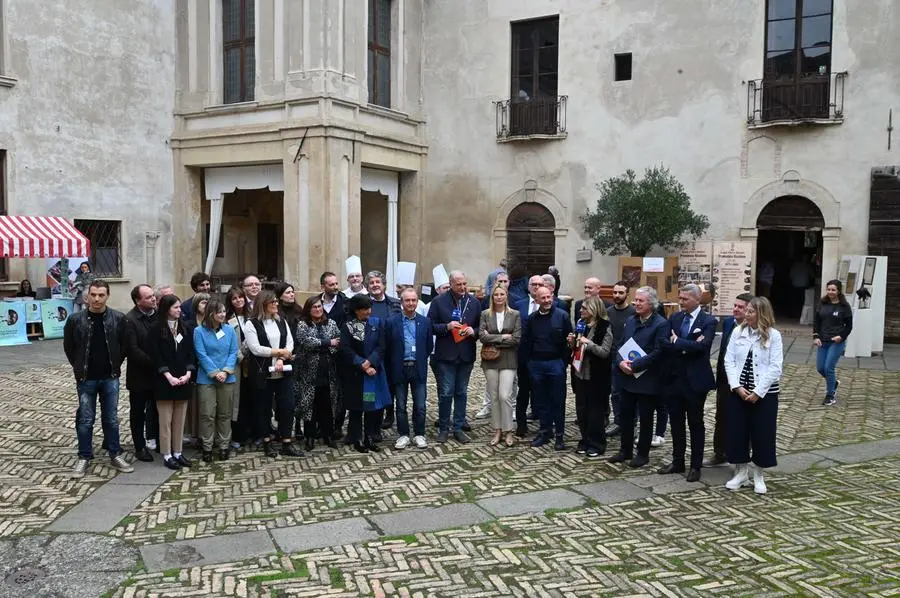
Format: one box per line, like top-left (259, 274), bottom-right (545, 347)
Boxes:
top-left (428, 270), bottom-right (481, 443)
top-left (706, 292), bottom-right (753, 466)
top-left (658, 284), bottom-right (718, 482)
top-left (513, 275), bottom-right (548, 436)
top-left (521, 285), bottom-right (572, 449)
top-left (387, 289), bottom-right (433, 450)
top-left (609, 286), bottom-right (669, 468)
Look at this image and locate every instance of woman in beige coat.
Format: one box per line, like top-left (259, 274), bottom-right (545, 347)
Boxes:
top-left (479, 284), bottom-right (522, 447)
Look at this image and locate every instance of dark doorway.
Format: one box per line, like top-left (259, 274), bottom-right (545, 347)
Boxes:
top-left (257, 222), bottom-right (280, 280)
top-left (506, 202), bottom-right (555, 277)
top-left (868, 167), bottom-right (900, 341)
top-left (756, 196), bottom-right (824, 320)
top-left (360, 190), bottom-right (389, 276)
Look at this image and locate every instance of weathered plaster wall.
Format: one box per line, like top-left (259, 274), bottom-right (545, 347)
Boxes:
top-left (421, 0), bottom-right (900, 295)
top-left (0, 0), bottom-right (175, 309)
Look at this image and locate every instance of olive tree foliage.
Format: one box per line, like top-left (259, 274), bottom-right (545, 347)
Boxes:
top-left (581, 166), bottom-right (710, 257)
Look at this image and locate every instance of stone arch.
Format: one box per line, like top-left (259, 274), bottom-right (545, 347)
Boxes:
top-left (494, 180), bottom-right (569, 232)
top-left (756, 195), bottom-right (825, 230)
top-left (743, 174), bottom-right (840, 229)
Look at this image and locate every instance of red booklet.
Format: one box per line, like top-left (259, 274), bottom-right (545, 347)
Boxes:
top-left (452, 326), bottom-right (472, 343)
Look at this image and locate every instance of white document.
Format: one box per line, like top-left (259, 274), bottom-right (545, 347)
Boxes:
top-left (397, 261), bottom-right (417, 286)
top-left (268, 364), bottom-right (293, 373)
top-left (617, 337), bottom-right (647, 378)
top-left (642, 257), bottom-right (665, 273)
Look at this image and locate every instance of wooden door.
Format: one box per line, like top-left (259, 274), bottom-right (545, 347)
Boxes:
top-left (257, 222), bottom-right (280, 281)
top-left (506, 203), bottom-right (555, 277)
top-left (868, 168), bottom-right (900, 341)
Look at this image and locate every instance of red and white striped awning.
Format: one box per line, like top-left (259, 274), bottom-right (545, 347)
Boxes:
top-left (0, 216), bottom-right (91, 258)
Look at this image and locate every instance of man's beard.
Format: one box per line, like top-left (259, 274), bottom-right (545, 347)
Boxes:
top-left (614, 297), bottom-right (626, 306)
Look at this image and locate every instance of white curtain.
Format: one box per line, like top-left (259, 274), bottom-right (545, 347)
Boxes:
top-left (204, 196), bottom-right (224, 275)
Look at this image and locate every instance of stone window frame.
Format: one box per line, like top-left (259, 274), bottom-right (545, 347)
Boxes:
top-left (0, 0), bottom-right (16, 88)
top-left (367, 0), bottom-right (392, 108)
top-left (221, 0), bottom-right (255, 104)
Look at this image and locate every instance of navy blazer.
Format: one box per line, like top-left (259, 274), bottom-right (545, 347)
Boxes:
top-left (428, 291), bottom-right (481, 363)
top-left (716, 316), bottom-right (737, 379)
top-left (513, 297), bottom-right (563, 358)
top-left (386, 313), bottom-right (434, 383)
top-left (663, 309), bottom-right (717, 393)
top-left (339, 317), bottom-right (386, 370)
top-left (615, 313), bottom-right (669, 395)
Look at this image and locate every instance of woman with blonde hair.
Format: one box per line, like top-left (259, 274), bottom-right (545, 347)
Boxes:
top-left (724, 296), bottom-right (783, 495)
top-left (568, 296), bottom-right (613, 458)
top-left (478, 283), bottom-right (521, 447)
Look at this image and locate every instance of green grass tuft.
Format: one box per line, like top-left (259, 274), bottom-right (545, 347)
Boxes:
top-left (329, 566), bottom-right (345, 588)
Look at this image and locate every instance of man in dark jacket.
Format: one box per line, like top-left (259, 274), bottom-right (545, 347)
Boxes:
top-left (122, 284), bottom-right (159, 462)
top-left (658, 284), bottom-right (717, 482)
top-left (521, 285), bottom-right (572, 449)
top-left (428, 269), bottom-right (481, 443)
top-left (608, 286), bottom-right (669, 469)
top-left (320, 271), bottom-right (347, 328)
top-left (62, 280), bottom-right (134, 478)
top-left (180, 272), bottom-right (211, 322)
top-left (365, 270), bottom-right (401, 430)
top-left (606, 281), bottom-right (635, 437)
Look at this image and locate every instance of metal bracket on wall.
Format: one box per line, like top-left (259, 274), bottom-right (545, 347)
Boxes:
top-left (293, 128), bottom-right (308, 163)
top-left (888, 109), bottom-right (893, 151)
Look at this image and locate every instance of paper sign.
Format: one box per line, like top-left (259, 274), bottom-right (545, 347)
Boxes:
top-left (617, 337), bottom-right (647, 378)
top-left (421, 285), bottom-right (433, 296)
top-left (23, 300), bottom-right (41, 324)
top-left (397, 261), bottom-right (417, 286)
top-left (215, 329), bottom-right (225, 339)
top-left (642, 257), bottom-right (665, 273)
top-left (269, 364), bottom-right (294, 372)
top-left (0, 301), bottom-right (29, 346)
top-left (40, 299), bottom-right (74, 339)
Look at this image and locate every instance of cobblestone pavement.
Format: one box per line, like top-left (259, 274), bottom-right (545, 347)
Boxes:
top-left (0, 341), bottom-right (898, 596)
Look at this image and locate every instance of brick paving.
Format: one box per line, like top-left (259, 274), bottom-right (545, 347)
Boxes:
top-left (0, 340), bottom-right (898, 596)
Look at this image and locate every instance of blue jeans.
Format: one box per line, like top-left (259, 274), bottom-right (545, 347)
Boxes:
top-left (75, 378), bottom-right (122, 458)
top-left (434, 360), bottom-right (474, 432)
top-left (395, 373), bottom-right (427, 437)
top-left (816, 341), bottom-right (845, 397)
top-left (529, 359), bottom-right (567, 437)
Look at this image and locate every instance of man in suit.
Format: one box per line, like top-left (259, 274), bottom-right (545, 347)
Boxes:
top-left (320, 271), bottom-right (347, 327)
top-left (609, 286), bottom-right (669, 468)
top-left (705, 292), bottom-right (753, 466)
top-left (521, 285), bottom-right (572, 449)
top-left (121, 284), bottom-right (159, 461)
top-left (513, 275), bottom-right (547, 436)
top-left (365, 270), bottom-right (402, 431)
top-left (658, 284), bottom-right (717, 482)
top-left (387, 288), bottom-right (434, 450)
top-left (428, 270), bottom-right (481, 443)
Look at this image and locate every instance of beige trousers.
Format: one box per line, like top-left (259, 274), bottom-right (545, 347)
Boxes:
top-left (484, 368), bottom-right (516, 431)
top-left (197, 383), bottom-right (235, 451)
top-left (157, 400), bottom-right (187, 456)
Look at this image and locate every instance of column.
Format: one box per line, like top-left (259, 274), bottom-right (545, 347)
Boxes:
top-left (145, 232), bottom-right (160, 286)
top-left (821, 227), bottom-right (841, 295)
top-left (386, 194), bottom-right (398, 292)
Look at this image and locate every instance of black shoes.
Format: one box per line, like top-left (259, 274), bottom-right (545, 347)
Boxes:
top-left (437, 430), bottom-right (450, 443)
top-left (202, 451), bottom-right (213, 463)
top-left (305, 437), bottom-right (315, 451)
top-left (163, 456), bottom-right (181, 470)
top-left (176, 454), bottom-right (192, 468)
top-left (627, 455), bottom-right (649, 468)
top-left (515, 426), bottom-right (528, 438)
top-left (263, 442), bottom-right (278, 458)
top-left (686, 468), bottom-right (702, 482)
top-left (453, 430), bottom-right (471, 444)
top-left (218, 449), bottom-right (229, 461)
top-left (353, 441), bottom-right (368, 453)
top-left (530, 434), bottom-right (551, 448)
top-left (702, 455), bottom-right (728, 467)
top-left (280, 442), bottom-right (304, 457)
top-left (554, 437), bottom-right (566, 451)
top-left (658, 462), bottom-right (686, 475)
top-left (381, 410), bottom-right (394, 430)
top-left (365, 439), bottom-right (381, 452)
top-left (135, 447), bottom-right (154, 462)
top-left (326, 437), bottom-right (338, 449)
top-left (461, 422), bottom-right (472, 432)
top-left (608, 452), bottom-right (629, 464)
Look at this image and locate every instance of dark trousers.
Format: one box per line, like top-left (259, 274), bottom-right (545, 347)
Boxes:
top-left (251, 377), bottom-right (294, 441)
top-left (305, 385), bottom-right (333, 441)
top-left (573, 375), bottom-right (607, 451)
top-left (726, 391), bottom-right (778, 468)
top-left (515, 361), bottom-right (532, 431)
top-left (233, 376), bottom-right (253, 443)
top-left (347, 409), bottom-right (382, 443)
top-left (128, 390), bottom-right (158, 450)
top-left (668, 390), bottom-right (707, 469)
top-left (712, 382), bottom-right (729, 459)
top-left (529, 359), bottom-right (566, 438)
top-left (619, 390), bottom-right (654, 458)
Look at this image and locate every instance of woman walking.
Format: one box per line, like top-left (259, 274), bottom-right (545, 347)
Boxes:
top-left (226, 286), bottom-right (251, 448)
top-left (194, 298), bottom-right (239, 462)
top-left (478, 284), bottom-right (521, 447)
top-left (244, 290), bottom-right (303, 458)
top-left (569, 297), bottom-right (613, 458)
top-left (724, 296), bottom-right (783, 494)
top-left (295, 295), bottom-right (341, 451)
top-left (149, 295), bottom-right (196, 470)
top-left (338, 294), bottom-right (391, 453)
top-left (814, 279), bottom-right (853, 406)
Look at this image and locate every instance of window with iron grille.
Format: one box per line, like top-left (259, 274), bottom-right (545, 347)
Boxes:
top-left (223, 0), bottom-right (255, 104)
top-left (367, 0), bottom-right (391, 108)
top-left (74, 219), bottom-right (122, 278)
top-left (0, 150), bottom-right (6, 281)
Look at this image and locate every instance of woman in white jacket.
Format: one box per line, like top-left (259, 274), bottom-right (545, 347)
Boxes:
top-left (724, 296), bottom-right (782, 494)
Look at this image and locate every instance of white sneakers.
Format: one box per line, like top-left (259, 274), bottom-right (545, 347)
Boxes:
top-left (395, 435), bottom-right (429, 449)
top-left (650, 435), bottom-right (665, 447)
top-left (146, 439), bottom-right (157, 451)
top-left (726, 463), bottom-right (767, 494)
top-left (475, 406), bottom-right (491, 419)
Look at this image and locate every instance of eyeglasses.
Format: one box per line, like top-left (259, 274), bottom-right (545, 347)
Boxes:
top-left (244, 282), bottom-right (262, 288)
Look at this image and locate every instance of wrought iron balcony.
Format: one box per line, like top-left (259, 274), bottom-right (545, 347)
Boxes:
top-left (496, 95), bottom-right (567, 141)
top-left (747, 71), bottom-right (847, 127)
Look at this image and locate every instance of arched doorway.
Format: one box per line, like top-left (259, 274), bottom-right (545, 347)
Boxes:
top-left (756, 195), bottom-right (824, 320)
top-left (506, 203), bottom-right (555, 277)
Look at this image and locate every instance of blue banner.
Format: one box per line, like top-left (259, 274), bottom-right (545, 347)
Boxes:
top-left (0, 301), bottom-right (29, 346)
top-left (23, 300), bottom-right (42, 324)
top-left (41, 299), bottom-right (74, 340)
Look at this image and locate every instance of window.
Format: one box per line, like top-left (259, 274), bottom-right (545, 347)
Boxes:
top-left (614, 53), bottom-right (632, 81)
top-left (367, 0), bottom-right (391, 107)
top-left (74, 220), bottom-right (122, 278)
top-left (510, 16), bottom-right (559, 101)
top-left (223, 0), bottom-right (255, 104)
top-left (0, 150), bottom-right (6, 281)
top-left (762, 0), bottom-right (833, 119)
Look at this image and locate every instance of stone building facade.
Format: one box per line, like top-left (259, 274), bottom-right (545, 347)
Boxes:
top-left (0, 0), bottom-right (175, 309)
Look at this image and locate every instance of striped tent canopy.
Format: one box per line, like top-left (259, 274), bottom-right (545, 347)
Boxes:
top-left (0, 216), bottom-right (91, 258)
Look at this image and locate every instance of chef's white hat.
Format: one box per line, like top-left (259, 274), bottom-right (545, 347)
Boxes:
top-left (432, 264), bottom-right (449, 287)
top-left (345, 255), bottom-right (362, 277)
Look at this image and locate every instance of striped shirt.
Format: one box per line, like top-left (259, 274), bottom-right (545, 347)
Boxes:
top-left (739, 351), bottom-right (780, 394)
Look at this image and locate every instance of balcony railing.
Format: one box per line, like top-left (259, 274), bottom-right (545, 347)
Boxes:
top-left (747, 71), bottom-right (847, 127)
top-left (496, 95), bottom-right (567, 141)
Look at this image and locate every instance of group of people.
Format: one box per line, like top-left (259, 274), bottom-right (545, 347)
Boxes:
top-left (61, 258), bottom-right (853, 495)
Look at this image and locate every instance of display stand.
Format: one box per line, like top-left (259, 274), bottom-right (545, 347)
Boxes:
top-left (839, 255), bottom-right (888, 358)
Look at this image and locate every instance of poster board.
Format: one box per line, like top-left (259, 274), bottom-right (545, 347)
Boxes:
top-left (41, 299), bottom-right (74, 339)
top-left (22, 300), bottom-right (42, 324)
top-left (677, 242), bottom-right (713, 287)
top-left (711, 242), bottom-right (754, 315)
top-left (0, 301), bottom-right (29, 346)
top-left (617, 256), bottom-right (679, 302)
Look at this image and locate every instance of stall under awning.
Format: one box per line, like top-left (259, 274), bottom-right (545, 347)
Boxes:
top-left (0, 216), bottom-right (91, 258)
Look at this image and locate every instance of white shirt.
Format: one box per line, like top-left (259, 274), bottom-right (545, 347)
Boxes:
top-left (528, 298), bottom-right (538, 315)
top-left (724, 325), bottom-right (783, 397)
top-left (680, 306), bottom-right (702, 332)
top-left (495, 310), bottom-right (506, 331)
top-left (243, 317), bottom-right (294, 378)
top-left (322, 293), bottom-right (338, 313)
top-left (343, 286), bottom-right (363, 298)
